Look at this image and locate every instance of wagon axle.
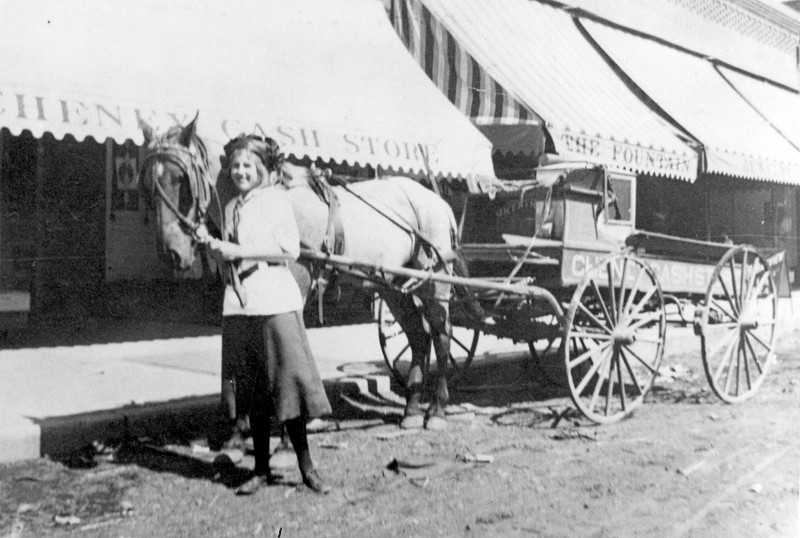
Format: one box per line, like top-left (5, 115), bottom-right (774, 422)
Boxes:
top-left (612, 327), bottom-right (636, 347)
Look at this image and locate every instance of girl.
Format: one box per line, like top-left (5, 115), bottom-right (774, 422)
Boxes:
top-left (205, 134), bottom-right (332, 495)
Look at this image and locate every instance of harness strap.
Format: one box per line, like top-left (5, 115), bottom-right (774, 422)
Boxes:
top-left (308, 168), bottom-right (347, 324)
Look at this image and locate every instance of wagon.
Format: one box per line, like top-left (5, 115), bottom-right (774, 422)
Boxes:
top-left (346, 162), bottom-right (785, 425)
top-left (304, 162), bottom-right (788, 424)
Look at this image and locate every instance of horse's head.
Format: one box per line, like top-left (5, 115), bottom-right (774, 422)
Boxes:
top-left (140, 114), bottom-right (220, 272)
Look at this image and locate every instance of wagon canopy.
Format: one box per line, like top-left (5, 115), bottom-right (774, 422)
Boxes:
top-left (0, 0), bottom-right (495, 180)
top-left (582, 20), bottom-right (800, 185)
top-left (390, 0), bottom-right (701, 181)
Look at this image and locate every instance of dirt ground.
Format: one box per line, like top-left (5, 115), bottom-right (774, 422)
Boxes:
top-left (0, 322), bottom-right (798, 538)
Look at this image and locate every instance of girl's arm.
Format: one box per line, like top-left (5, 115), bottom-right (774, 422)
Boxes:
top-left (205, 239), bottom-right (294, 263)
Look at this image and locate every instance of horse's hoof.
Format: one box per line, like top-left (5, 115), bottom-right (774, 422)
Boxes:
top-left (425, 416), bottom-right (448, 431)
top-left (400, 415), bottom-right (424, 430)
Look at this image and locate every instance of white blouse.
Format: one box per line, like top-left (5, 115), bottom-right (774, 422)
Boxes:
top-left (221, 185), bottom-right (304, 316)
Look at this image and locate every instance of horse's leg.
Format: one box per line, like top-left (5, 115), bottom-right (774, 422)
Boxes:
top-left (422, 281), bottom-right (453, 431)
top-left (381, 290), bottom-right (431, 429)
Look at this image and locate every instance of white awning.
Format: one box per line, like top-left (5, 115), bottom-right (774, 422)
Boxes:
top-left (0, 0), bottom-right (495, 180)
top-left (718, 66), bottom-right (800, 153)
top-left (391, 0), bottom-right (700, 181)
top-left (583, 19), bottom-right (800, 185)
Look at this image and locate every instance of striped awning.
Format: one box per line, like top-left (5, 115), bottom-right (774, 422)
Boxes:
top-left (583, 19), bottom-right (800, 184)
top-left (390, 0), bottom-right (700, 181)
top-left (390, 0), bottom-right (540, 128)
top-left (0, 0), bottom-right (495, 180)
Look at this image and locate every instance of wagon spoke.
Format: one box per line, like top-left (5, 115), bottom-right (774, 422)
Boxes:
top-left (607, 262), bottom-right (618, 325)
top-left (451, 334), bottom-right (472, 355)
top-left (742, 256), bottom-right (758, 304)
top-left (622, 345), bottom-right (660, 376)
top-left (741, 333), bottom-right (754, 391)
top-left (728, 256), bottom-right (740, 314)
top-left (569, 332), bottom-right (612, 341)
top-left (617, 257), bottom-right (629, 321)
top-left (712, 330), bottom-right (740, 383)
top-left (616, 349), bottom-right (627, 410)
top-left (622, 266), bottom-right (646, 319)
top-left (628, 286), bottom-right (658, 322)
top-left (709, 302), bottom-right (737, 324)
top-left (624, 311), bottom-right (664, 332)
top-left (605, 349), bottom-right (618, 415)
top-left (746, 330), bottom-right (772, 352)
top-left (391, 343), bottom-right (411, 368)
top-left (575, 346), bottom-right (612, 396)
top-left (743, 332), bottom-right (765, 376)
top-left (587, 363), bottom-right (606, 413)
top-left (576, 302), bottom-right (613, 335)
top-left (568, 340), bottom-right (612, 370)
top-left (589, 278), bottom-right (615, 328)
top-left (714, 275), bottom-right (740, 318)
top-left (706, 326), bottom-right (738, 362)
top-left (618, 347), bottom-right (644, 395)
top-left (723, 338), bottom-right (742, 396)
top-left (738, 251), bottom-right (749, 310)
top-left (585, 347), bottom-right (613, 411)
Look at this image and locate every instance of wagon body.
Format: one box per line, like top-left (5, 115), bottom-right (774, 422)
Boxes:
top-left (446, 163), bottom-right (782, 421)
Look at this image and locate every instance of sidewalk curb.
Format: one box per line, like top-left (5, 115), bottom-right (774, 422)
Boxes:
top-left (0, 421), bottom-right (40, 464)
top-left (36, 394), bottom-right (221, 461)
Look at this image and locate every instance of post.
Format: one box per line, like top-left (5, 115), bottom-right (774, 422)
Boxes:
top-left (0, 130), bottom-right (4, 289)
top-left (30, 138), bottom-right (45, 320)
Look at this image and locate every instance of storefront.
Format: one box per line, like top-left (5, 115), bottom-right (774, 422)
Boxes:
top-left (582, 18), bottom-right (800, 279)
top-left (0, 0), bottom-right (496, 324)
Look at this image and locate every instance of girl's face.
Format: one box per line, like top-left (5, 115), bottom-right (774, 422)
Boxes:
top-left (229, 150), bottom-right (263, 194)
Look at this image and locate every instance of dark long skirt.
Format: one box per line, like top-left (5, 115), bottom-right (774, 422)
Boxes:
top-left (222, 311), bottom-right (331, 424)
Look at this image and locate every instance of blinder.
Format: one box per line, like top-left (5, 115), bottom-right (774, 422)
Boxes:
top-left (141, 139), bottom-right (214, 241)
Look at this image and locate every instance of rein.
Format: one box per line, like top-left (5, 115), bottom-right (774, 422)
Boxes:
top-left (142, 140), bottom-right (219, 241)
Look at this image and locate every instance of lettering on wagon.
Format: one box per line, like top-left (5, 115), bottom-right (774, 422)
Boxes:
top-left (568, 252), bottom-right (714, 292)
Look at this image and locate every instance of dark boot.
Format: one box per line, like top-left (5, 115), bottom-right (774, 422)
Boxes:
top-left (236, 414), bottom-right (274, 496)
top-left (285, 417), bottom-right (331, 494)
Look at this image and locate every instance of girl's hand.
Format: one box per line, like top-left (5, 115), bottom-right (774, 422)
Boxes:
top-left (206, 239), bottom-right (241, 262)
top-left (194, 224), bottom-right (211, 244)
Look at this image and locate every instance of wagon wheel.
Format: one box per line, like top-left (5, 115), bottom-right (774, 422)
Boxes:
top-left (377, 298), bottom-right (480, 386)
top-left (564, 252), bottom-right (666, 424)
top-left (698, 246), bottom-right (777, 403)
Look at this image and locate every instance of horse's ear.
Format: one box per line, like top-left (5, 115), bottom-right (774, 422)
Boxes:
top-left (179, 112), bottom-right (199, 147)
top-left (141, 120), bottom-right (156, 144)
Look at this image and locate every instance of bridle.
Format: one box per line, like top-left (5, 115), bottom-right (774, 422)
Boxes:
top-left (141, 137), bottom-right (222, 242)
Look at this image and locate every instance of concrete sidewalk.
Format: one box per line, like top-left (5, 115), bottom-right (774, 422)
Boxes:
top-left (0, 322), bottom-right (528, 463)
top-left (1, 292), bottom-right (797, 465)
